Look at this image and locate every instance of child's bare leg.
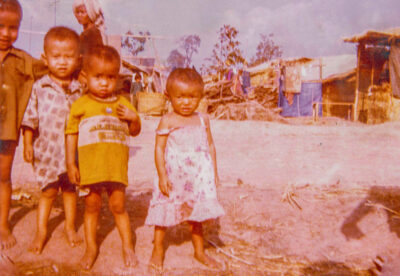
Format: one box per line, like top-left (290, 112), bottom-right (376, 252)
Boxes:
top-left (0, 147), bottom-right (16, 250)
top-left (189, 221), bottom-right (222, 269)
top-left (81, 189), bottom-right (101, 270)
top-left (149, 226), bottom-right (166, 271)
top-left (62, 189), bottom-right (81, 247)
top-left (29, 186), bottom-right (58, 254)
top-left (108, 186), bottom-right (137, 267)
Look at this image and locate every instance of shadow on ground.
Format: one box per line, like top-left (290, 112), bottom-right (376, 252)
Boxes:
top-left (341, 186), bottom-right (400, 240)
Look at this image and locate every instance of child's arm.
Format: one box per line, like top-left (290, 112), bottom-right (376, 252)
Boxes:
top-left (22, 128), bottom-right (34, 163)
top-left (116, 103), bottom-right (141, 136)
top-left (21, 85), bottom-right (39, 164)
top-left (65, 134), bottom-right (80, 185)
top-left (204, 114), bottom-right (220, 187)
top-left (155, 116), bottom-right (171, 196)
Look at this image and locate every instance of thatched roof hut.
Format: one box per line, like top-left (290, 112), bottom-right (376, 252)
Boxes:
top-left (343, 27), bottom-right (400, 123)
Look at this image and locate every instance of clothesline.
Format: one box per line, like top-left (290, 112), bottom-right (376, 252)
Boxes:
top-left (20, 29), bottom-right (170, 40)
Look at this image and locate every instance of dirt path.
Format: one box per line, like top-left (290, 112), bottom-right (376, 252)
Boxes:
top-left (5, 117), bottom-right (400, 275)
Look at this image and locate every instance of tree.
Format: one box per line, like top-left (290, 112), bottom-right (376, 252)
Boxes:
top-left (178, 35), bottom-right (201, 67)
top-left (167, 49), bottom-right (186, 69)
top-left (204, 25), bottom-right (245, 78)
top-left (122, 30), bottom-right (151, 56)
top-left (250, 33), bottom-right (282, 66)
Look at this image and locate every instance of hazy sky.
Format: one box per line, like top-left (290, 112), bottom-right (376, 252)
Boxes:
top-left (15, 0), bottom-right (400, 67)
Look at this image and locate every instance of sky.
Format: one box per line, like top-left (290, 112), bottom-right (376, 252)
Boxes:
top-left (15, 0), bottom-right (400, 68)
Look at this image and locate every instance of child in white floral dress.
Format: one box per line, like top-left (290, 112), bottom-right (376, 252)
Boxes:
top-left (145, 68), bottom-right (225, 272)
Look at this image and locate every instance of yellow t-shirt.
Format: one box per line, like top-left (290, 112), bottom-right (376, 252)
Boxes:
top-left (66, 94), bottom-right (140, 186)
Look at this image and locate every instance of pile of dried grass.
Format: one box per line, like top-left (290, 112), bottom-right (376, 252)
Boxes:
top-left (360, 83), bottom-right (392, 124)
top-left (204, 78), bottom-right (283, 121)
top-left (206, 230), bottom-right (372, 275)
top-left (248, 86), bottom-right (278, 109)
top-left (212, 100), bottom-right (285, 122)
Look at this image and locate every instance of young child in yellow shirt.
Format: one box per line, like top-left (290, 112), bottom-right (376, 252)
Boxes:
top-left (66, 45), bottom-right (141, 270)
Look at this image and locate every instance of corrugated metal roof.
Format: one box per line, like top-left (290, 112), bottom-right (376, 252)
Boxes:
top-left (247, 55), bottom-right (356, 82)
top-left (247, 57), bottom-right (312, 74)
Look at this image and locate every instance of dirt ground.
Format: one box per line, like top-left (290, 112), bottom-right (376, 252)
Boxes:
top-left (4, 116), bottom-right (400, 275)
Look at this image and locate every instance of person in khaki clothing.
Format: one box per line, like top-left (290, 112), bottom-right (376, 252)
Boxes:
top-left (0, 0), bottom-right (44, 250)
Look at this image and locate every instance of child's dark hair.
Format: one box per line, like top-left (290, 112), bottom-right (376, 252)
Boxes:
top-left (44, 26), bottom-right (79, 53)
top-left (166, 68), bottom-right (204, 94)
top-left (83, 45), bottom-right (120, 72)
top-left (0, 0), bottom-right (22, 20)
top-left (135, 73), bottom-right (142, 81)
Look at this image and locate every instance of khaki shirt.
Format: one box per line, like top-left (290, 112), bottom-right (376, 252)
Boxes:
top-left (0, 48), bottom-right (45, 141)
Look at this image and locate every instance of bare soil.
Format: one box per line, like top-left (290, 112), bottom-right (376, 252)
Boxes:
top-left (4, 116), bottom-right (400, 275)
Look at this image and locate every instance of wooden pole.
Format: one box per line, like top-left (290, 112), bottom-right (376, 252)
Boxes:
top-left (319, 57), bottom-right (323, 81)
top-left (354, 44), bottom-right (362, 121)
top-left (368, 53), bottom-right (375, 122)
top-left (150, 37), bottom-right (165, 92)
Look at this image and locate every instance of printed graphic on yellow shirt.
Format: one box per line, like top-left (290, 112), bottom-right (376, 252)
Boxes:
top-left (78, 115), bottom-right (130, 147)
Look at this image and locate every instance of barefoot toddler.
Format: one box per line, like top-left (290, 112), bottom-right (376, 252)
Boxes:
top-left (66, 45), bottom-right (141, 270)
top-left (145, 68), bottom-right (225, 272)
top-left (21, 26), bottom-right (82, 254)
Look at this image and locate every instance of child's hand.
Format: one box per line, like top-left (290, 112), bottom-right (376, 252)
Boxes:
top-left (117, 104), bottom-right (138, 122)
top-left (117, 104), bottom-right (141, 136)
top-left (67, 164), bottom-right (80, 185)
top-left (23, 144), bottom-right (34, 163)
top-left (159, 176), bottom-right (172, 197)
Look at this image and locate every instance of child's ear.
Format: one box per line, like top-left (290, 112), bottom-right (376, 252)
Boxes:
top-left (78, 54), bottom-right (82, 68)
top-left (163, 90), bottom-right (170, 99)
top-left (79, 70), bottom-right (87, 82)
top-left (41, 53), bottom-right (48, 67)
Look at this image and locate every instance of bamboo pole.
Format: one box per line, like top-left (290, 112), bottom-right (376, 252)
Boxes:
top-left (353, 44), bottom-right (362, 121)
top-left (150, 36), bottom-right (165, 92)
top-left (368, 52), bottom-right (375, 122)
top-left (319, 57), bottom-right (323, 81)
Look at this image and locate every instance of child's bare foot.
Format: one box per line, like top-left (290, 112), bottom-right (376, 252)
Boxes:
top-left (0, 228), bottom-right (16, 250)
top-left (148, 247), bottom-right (164, 274)
top-left (80, 246), bottom-right (98, 271)
top-left (194, 252), bottom-right (224, 270)
top-left (28, 231), bottom-right (47, 254)
top-left (64, 227), bottom-right (82, 247)
top-left (122, 246), bottom-right (138, 267)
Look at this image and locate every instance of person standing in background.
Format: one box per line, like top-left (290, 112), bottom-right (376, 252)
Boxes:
top-left (73, 0), bottom-right (106, 56)
top-left (130, 73), bottom-right (143, 108)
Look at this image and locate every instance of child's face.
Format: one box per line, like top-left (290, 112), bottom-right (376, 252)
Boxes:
top-left (86, 58), bottom-right (119, 99)
top-left (74, 5), bottom-right (91, 26)
top-left (44, 39), bottom-right (79, 83)
top-left (168, 81), bottom-right (203, 117)
top-left (0, 10), bottom-right (20, 51)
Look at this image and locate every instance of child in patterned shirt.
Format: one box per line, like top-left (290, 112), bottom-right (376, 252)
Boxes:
top-left (21, 26), bottom-right (82, 254)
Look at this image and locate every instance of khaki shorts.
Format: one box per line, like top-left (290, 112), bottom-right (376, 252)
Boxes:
top-left (0, 140), bottom-right (17, 155)
top-left (43, 173), bottom-right (76, 192)
top-left (79, 182), bottom-right (126, 197)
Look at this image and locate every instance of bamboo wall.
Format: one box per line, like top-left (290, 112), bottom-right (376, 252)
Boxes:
top-left (357, 83), bottom-right (400, 124)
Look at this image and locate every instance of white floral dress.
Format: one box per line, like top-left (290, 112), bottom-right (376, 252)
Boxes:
top-left (145, 114), bottom-right (224, 227)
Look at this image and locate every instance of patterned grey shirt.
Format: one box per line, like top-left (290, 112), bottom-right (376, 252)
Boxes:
top-left (21, 75), bottom-right (82, 189)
